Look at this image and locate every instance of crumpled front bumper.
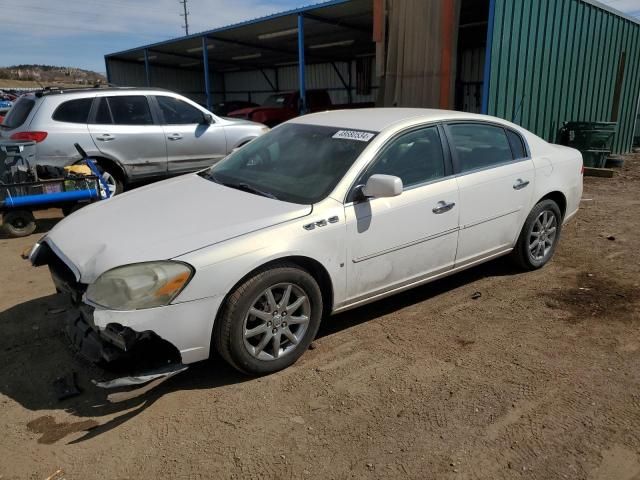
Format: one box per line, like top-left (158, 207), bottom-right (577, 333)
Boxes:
top-left (33, 240), bottom-right (224, 365)
top-left (65, 303), bottom-right (135, 364)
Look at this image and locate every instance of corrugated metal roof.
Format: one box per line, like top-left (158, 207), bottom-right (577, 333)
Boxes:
top-left (106, 0), bottom-right (371, 59)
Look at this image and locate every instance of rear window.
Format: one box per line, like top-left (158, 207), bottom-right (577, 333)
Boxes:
top-left (52, 98), bottom-right (93, 124)
top-left (506, 129), bottom-right (528, 159)
top-left (2, 97), bottom-right (34, 129)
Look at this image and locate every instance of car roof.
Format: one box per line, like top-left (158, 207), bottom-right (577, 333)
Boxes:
top-left (289, 108), bottom-right (511, 133)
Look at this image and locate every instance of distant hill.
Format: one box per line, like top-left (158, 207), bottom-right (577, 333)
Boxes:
top-left (0, 65), bottom-right (106, 86)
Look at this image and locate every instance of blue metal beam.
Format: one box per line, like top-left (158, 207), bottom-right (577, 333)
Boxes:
top-left (144, 49), bottom-right (151, 87)
top-left (297, 14), bottom-right (306, 114)
top-left (481, 0), bottom-right (496, 114)
top-left (202, 36), bottom-right (212, 110)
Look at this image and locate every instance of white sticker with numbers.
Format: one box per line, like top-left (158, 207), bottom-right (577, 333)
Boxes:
top-left (332, 130), bottom-right (375, 142)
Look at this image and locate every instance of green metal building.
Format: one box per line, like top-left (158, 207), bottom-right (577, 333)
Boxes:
top-left (483, 0), bottom-right (640, 154)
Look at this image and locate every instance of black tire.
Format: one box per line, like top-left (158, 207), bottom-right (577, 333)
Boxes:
top-left (512, 199), bottom-right (562, 270)
top-left (214, 262), bottom-right (323, 375)
top-left (2, 210), bottom-right (36, 237)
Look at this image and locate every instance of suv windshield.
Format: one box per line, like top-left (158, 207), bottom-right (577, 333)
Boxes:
top-left (1, 97), bottom-right (34, 128)
top-left (202, 123), bottom-right (376, 204)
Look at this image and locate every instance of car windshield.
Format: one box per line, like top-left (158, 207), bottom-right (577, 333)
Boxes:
top-left (1, 97), bottom-right (34, 129)
top-left (201, 123), bottom-right (377, 204)
top-left (262, 94), bottom-right (289, 108)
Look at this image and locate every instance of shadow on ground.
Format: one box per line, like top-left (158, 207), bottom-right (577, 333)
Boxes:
top-left (0, 257), bottom-right (520, 444)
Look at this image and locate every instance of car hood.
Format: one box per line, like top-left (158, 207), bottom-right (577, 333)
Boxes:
top-left (220, 116), bottom-right (263, 126)
top-left (228, 106), bottom-right (285, 117)
top-left (45, 174), bottom-right (312, 283)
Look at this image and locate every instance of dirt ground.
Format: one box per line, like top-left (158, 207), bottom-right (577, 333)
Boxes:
top-left (1, 154), bottom-right (640, 480)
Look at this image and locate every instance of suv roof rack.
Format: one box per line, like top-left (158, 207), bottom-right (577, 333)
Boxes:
top-left (34, 85), bottom-right (170, 98)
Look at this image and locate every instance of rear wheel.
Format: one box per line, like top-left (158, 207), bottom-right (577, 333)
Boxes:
top-left (513, 199), bottom-right (562, 270)
top-left (214, 263), bottom-right (323, 375)
top-left (97, 164), bottom-right (123, 196)
top-left (2, 210), bottom-right (36, 237)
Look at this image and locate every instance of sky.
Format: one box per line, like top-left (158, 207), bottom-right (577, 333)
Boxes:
top-left (1, 0), bottom-right (315, 73)
top-left (2, 0), bottom-right (639, 74)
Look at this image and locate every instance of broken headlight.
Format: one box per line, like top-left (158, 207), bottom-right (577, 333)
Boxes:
top-left (85, 261), bottom-right (194, 310)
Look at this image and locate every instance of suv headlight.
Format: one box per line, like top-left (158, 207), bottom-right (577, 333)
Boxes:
top-left (86, 261), bottom-right (194, 310)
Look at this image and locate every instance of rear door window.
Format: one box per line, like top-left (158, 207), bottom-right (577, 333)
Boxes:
top-left (155, 96), bottom-right (205, 124)
top-left (52, 98), bottom-right (93, 123)
top-left (106, 96), bottom-right (153, 125)
top-left (447, 123), bottom-right (514, 173)
top-left (2, 97), bottom-right (35, 128)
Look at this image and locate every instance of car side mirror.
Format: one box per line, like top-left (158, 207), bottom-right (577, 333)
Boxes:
top-left (202, 113), bottom-right (214, 124)
top-left (361, 174), bottom-right (403, 199)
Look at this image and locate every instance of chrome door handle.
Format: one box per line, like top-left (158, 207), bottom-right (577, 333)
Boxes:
top-left (167, 134), bottom-right (183, 141)
top-left (432, 201), bottom-right (456, 214)
top-left (96, 134), bottom-right (114, 141)
top-left (513, 178), bottom-right (530, 190)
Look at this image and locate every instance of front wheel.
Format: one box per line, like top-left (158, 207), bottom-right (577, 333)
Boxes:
top-left (214, 263), bottom-right (323, 375)
top-left (512, 199), bottom-right (562, 270)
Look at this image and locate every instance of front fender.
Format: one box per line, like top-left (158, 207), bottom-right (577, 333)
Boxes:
top-left (173, 199), bottom-right (346, 309)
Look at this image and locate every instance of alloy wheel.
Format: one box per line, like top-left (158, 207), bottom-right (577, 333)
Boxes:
top-left (101, 171), bottom-right (118, 197)
top-left (242, 283), bottom-right (311, 361)
top-left (529, 209), bottom-right (557, 261)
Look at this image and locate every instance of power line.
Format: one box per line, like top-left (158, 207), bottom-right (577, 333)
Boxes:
top-left (179, 0), bottom-right (189, 35)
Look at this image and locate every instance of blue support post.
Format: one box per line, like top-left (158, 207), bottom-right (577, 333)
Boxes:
top-left (144, 49), bottom-right (151, 87)
top-left (297, 14), bottom-right (307, 114)
top-left (480, 0), bottom-right (496, 114)
top-left (202, 36), bottom-right (212, 111)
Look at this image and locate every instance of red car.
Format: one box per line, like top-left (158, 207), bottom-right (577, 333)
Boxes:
top-left (228, 89), bottom-right (332, 127)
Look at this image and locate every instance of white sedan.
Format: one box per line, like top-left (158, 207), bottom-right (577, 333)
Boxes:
top-left (30, 109), bottom-right (583, 375)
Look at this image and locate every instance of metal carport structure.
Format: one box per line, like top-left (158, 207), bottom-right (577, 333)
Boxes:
top-left (104, 0), bottom-right (376, 112)
top-left (106, 0), bottom-right (640, 154)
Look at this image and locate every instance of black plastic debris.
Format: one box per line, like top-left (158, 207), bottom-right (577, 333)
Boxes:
top-left (53, 371), bottom-right (81, 401)
top-left (471, 292), bottom-right (482, 300)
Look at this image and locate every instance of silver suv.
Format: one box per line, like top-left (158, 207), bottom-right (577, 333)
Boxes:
top-left (0, 87), bottom-right (268, 194)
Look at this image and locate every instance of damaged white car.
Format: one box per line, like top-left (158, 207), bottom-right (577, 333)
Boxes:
top-left (30, 109), bottom-right (583, 375)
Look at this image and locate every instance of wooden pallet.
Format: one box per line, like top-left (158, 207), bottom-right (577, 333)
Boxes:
top-left (583, 167), bottom-right (615, 178)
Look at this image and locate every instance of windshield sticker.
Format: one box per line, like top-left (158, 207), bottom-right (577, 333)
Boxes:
top-left (332, 130), bottom-right (375, 142)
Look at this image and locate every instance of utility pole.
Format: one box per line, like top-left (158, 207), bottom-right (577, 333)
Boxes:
top-left (179, 0), bottom-right (189, 36)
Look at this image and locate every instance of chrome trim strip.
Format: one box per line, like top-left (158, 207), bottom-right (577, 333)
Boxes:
top-left (462, 207), bottom-right (520, 229)
top-left (352, 227), bottom-right (459, 263)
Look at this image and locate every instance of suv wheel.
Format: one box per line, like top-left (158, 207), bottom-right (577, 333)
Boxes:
top-left (214, 263), bottom-right (323, 375)
top-left (98, 165), bottom-right (123, 196)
